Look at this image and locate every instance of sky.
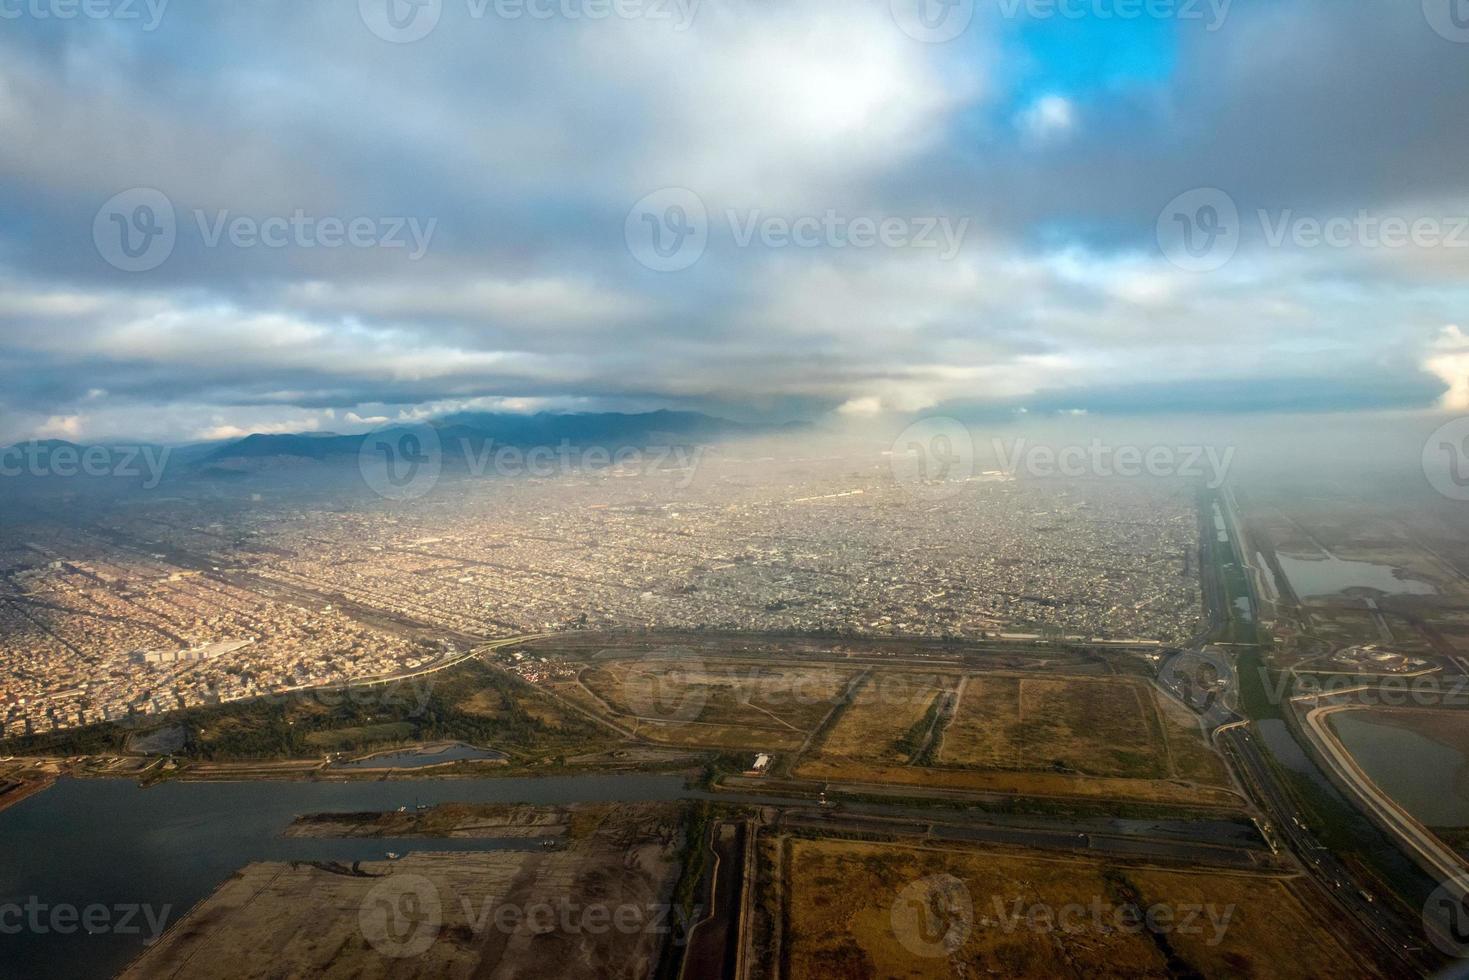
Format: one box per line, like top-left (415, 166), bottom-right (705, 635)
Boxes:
top-left (1, 0), bottom-right (1467, 444)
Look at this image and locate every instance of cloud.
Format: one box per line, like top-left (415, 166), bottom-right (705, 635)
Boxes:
top-left (0, 0), bottom-right (1465, 442)
top-left (1018, 95), bottom-right (1076, 143)
top-left (1426, 325), bottom-right (1469, 411)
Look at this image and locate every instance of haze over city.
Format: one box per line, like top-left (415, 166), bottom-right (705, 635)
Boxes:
top-left (4, 3), bottom-right (1469, 980)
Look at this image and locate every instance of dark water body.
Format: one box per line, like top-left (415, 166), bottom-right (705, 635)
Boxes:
top-left (1255, 719), bottom-right (1339, 795)
top-left (0, 774), bottom-right (692, 980)
top-left (1330, 712), bottom-right (1469, 827)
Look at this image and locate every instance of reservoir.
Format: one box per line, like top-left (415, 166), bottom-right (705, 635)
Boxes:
top-left (1275, 553), bottom-right (1437, 599)
top-left (1329, 710), bottom-right (1469, 827)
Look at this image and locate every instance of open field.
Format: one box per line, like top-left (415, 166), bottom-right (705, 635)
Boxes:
top-left (939, 675), bottom-right (1165, 778)
top-left (120, 803), bottom-right (687, 980)
top-left (813, 671), bottom-right (952, 764)
top-left (793, 672), bottom-right (1236, 807)
top-left (553, 659), bottom-right (860, 752)
top-left (771, 837), bottom-right (1363, 979)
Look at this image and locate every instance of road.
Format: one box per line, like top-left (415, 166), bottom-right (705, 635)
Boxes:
top-left (1302, 702), bottom-right (1469, 905)
top-left (1220, 726), bottom-right (1432, 976)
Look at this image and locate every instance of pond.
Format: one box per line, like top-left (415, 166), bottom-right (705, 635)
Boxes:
top-left (1275, 553), bottom-right (1437, 598)
top-left (1329, 711), bottom-right (1469, 828)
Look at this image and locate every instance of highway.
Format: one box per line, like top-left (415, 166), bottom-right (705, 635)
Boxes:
top-left (770, 807), bottom-right (1270, 870)
top-left (1219, 726), bottom-right (1433, 976)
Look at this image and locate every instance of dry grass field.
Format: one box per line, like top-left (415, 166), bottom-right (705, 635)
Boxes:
top-left (939, 676), bottom-right (1162, 778)
top-left (776, 838), bottom-right (1362, 979)
top-left (563, 659), bottom-right (858, 751)
top-left (814, 671), bottom-right (954, 764)
top-left (795, 672), bottom-right (1235, 805)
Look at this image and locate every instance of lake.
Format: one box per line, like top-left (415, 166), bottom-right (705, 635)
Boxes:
top-left (1276, 553), bottom-right (1437, 598)
top-left (0, 774), bottom-right (693, 980)
top-left (1329, 711), bottom-right (1469, 827)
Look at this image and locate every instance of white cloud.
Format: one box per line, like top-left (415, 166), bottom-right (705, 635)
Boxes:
top-left (34, 415), bottom-right (84, 439)
top-left (1426, 325), bottom-right (1469, 411)
top-left (1018, 95), bottom-right (1076, 143)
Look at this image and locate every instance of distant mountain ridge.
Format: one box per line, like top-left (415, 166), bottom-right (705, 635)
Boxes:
top-left (198, 410), bottom-right (781, 470)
